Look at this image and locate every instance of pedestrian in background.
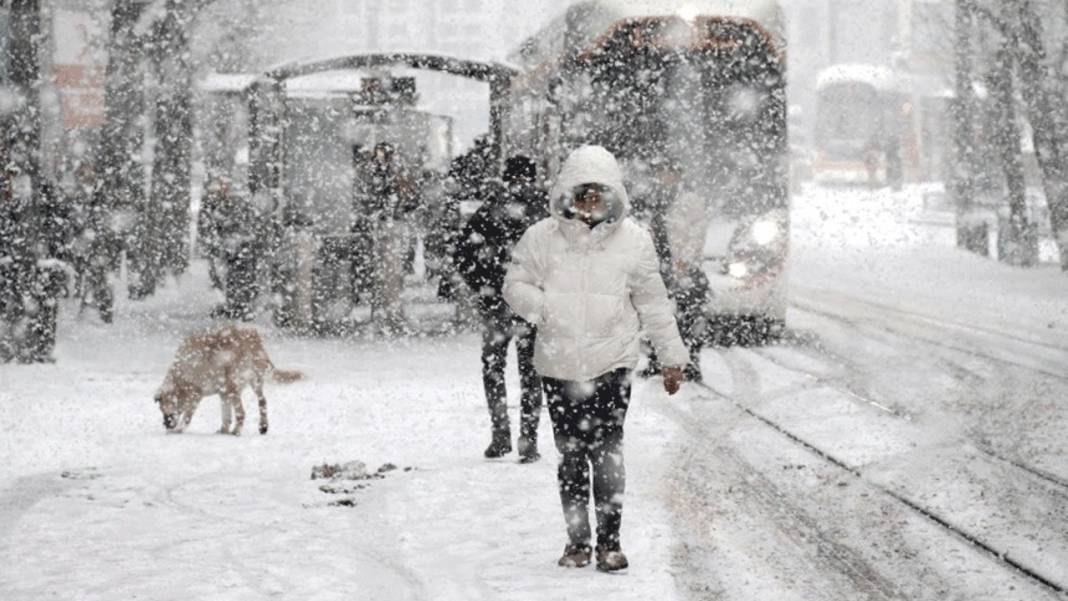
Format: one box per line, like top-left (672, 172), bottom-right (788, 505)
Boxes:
top-left (456, 155), bottom-right (548, 461)
top-left (365, 142), bottom-right (418, 333)
top-left (642, 163), bottom-right (710, 382)
top-left (503, 145), bottom-right (688, 572)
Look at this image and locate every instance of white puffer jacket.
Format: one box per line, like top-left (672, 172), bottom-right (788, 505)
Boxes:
top-left (503, 145), bottom-right (690, 382)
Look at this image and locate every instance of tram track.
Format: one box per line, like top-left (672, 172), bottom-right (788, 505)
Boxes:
top-left (781, 293), bottom-right (1068, 491)
top-left (791, 296), bottom-right (1068, 385)
top-left (744, 345), bottom-right (1068, 496)
top-left (663, 399), bottom-right (906, 601)
top-left (790, 285), bottom-right (1068, 353)
top-left (687, 372), bottom-right (1068, 597)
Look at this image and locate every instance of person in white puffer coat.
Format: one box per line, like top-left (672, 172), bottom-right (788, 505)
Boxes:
top-left (503, 145), bottom-right (689, 572)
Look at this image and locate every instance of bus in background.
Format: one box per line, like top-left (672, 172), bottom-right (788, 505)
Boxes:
top-left (506, 0), bottom-right (789, 341)
top-left (812, 63), bottom-right (913, 189)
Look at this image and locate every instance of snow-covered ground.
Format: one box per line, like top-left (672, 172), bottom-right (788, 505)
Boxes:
top-left (2, 183), bottom-right (1067, 600)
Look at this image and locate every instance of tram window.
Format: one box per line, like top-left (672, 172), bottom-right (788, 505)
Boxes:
top-left (815, 84), bottom-right (881, 159)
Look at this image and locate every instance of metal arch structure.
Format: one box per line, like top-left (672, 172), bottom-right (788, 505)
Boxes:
top-left (246, 52), bottom-right (518, 195)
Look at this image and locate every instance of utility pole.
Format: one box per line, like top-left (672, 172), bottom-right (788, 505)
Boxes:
top-left (827, 0), bottom-right (839, 64)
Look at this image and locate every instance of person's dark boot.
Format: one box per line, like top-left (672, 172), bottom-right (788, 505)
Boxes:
top-left (517, 435), bottom-right (540, 463)
top-left (483, 430), bottom-right (512, 458)
top-left (557, 544), bottom-right (592, 568)
top-left (636, 363), bottom-right (661, 379)
top-left (595, 546), bottom-right (629, 572)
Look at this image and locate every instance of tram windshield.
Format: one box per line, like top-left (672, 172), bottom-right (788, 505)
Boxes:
top-left (566, 18), bottom-right (787, 217)
top-left (814, 82), bottom-right (884, 161)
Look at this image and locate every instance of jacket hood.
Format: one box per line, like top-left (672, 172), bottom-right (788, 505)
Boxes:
top-left (549, 146), bottom-right (630, 226)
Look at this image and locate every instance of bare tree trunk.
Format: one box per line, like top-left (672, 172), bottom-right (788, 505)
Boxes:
top-left (1014, 0), bottom-right (1068, 270)
top-left (990, 40), bottom-right (1036, 266)
top-left (4, 0), bottom-right (57, 362)
top-left (98, 0), bottom-right (150, 298)
top-left (148, 0), bottom-right (194, 279)
top-left (7, 0), bottom-right (41, 185)
top-left (952, 0), bottom-right (988, 255)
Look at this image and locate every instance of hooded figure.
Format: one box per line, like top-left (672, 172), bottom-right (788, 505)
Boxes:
top-left (455, 155), bottom-right (548, 461)
top-left (363, 142), bottom-right (417, 332)
top-left (504, 145), bottom-right (688, 381)
top-left (502, 145), bottom-right (688, 572)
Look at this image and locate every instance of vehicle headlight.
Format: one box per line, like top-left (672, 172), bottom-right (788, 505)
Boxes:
top-left (251, 191), bottom-right (278, 215)
top-left (728, 262), bottom-right (749, 279)
top-left (751, 219), bottom-right (781, 245)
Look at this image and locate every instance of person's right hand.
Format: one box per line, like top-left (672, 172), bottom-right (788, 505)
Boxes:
top-left (662, 367), bottom-right (684, 395)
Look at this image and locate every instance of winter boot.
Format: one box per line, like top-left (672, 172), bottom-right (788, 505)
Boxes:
top-left (557, 544), bottom-right (592, 568)
top-left (483, 430), bottom-right (512, 458)
top-left (683, 363), bottom-right (703, 383)
top-left (517, 436), bottom-right (540, 463)
top-left (595, 546), bottom-right (629, 572)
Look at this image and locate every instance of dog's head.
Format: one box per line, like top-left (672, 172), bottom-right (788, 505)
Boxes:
top-left (154, 388), bottom-right (179, 431)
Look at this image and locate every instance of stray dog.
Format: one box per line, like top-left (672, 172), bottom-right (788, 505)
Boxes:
top-left (154, 325), bottom-right (303, 435)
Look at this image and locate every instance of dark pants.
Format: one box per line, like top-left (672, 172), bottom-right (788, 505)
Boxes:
top-left (481, 314), bottom-right (541, 441)
top-left (543, 368), bottom-right (632, 551)
top-left (225, 241), bottom-right (259, 320)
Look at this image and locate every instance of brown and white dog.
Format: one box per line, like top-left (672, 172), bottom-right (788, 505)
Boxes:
top-left (154, 325), bottom-right (303, 435)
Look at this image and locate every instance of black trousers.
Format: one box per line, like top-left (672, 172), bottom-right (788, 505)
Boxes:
top-left (543, 368), bottom-right (632, 551)
top-left (481, 314), bottom-right (541, 440)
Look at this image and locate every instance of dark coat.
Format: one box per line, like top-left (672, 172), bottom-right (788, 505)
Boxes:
top-left (365, 162), bottom-right (419, 222)
top-left (455, 182), bottom-right (548, 317)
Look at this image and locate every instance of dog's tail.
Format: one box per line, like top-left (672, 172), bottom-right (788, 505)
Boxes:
top-left (271, 368), bottom-right (304, 384)
top-left (269, 365), bottom-right (305, 384)
top-left (253, 338), bottom-right (304, 384)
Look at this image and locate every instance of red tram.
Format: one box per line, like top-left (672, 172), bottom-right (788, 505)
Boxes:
top-left (505, 0), bottom-right (790, 335)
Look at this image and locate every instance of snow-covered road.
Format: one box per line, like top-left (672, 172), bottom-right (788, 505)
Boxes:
top-left (2, 184), bottom-right (1066, 600)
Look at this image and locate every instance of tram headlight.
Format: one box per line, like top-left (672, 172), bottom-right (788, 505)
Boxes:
top-left (750, 219), bottom-right (781, 246)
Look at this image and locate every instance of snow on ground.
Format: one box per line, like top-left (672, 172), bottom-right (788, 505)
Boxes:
top-left (790, 183), bottom-right (1068, 343)
top-left (0, 265), bottom-right (682, 600)
top-left (2, 182), bottom-right (1068, 600)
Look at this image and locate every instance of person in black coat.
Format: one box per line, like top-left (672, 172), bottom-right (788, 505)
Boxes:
top-left (455, 155), bottom-right (548, 461)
